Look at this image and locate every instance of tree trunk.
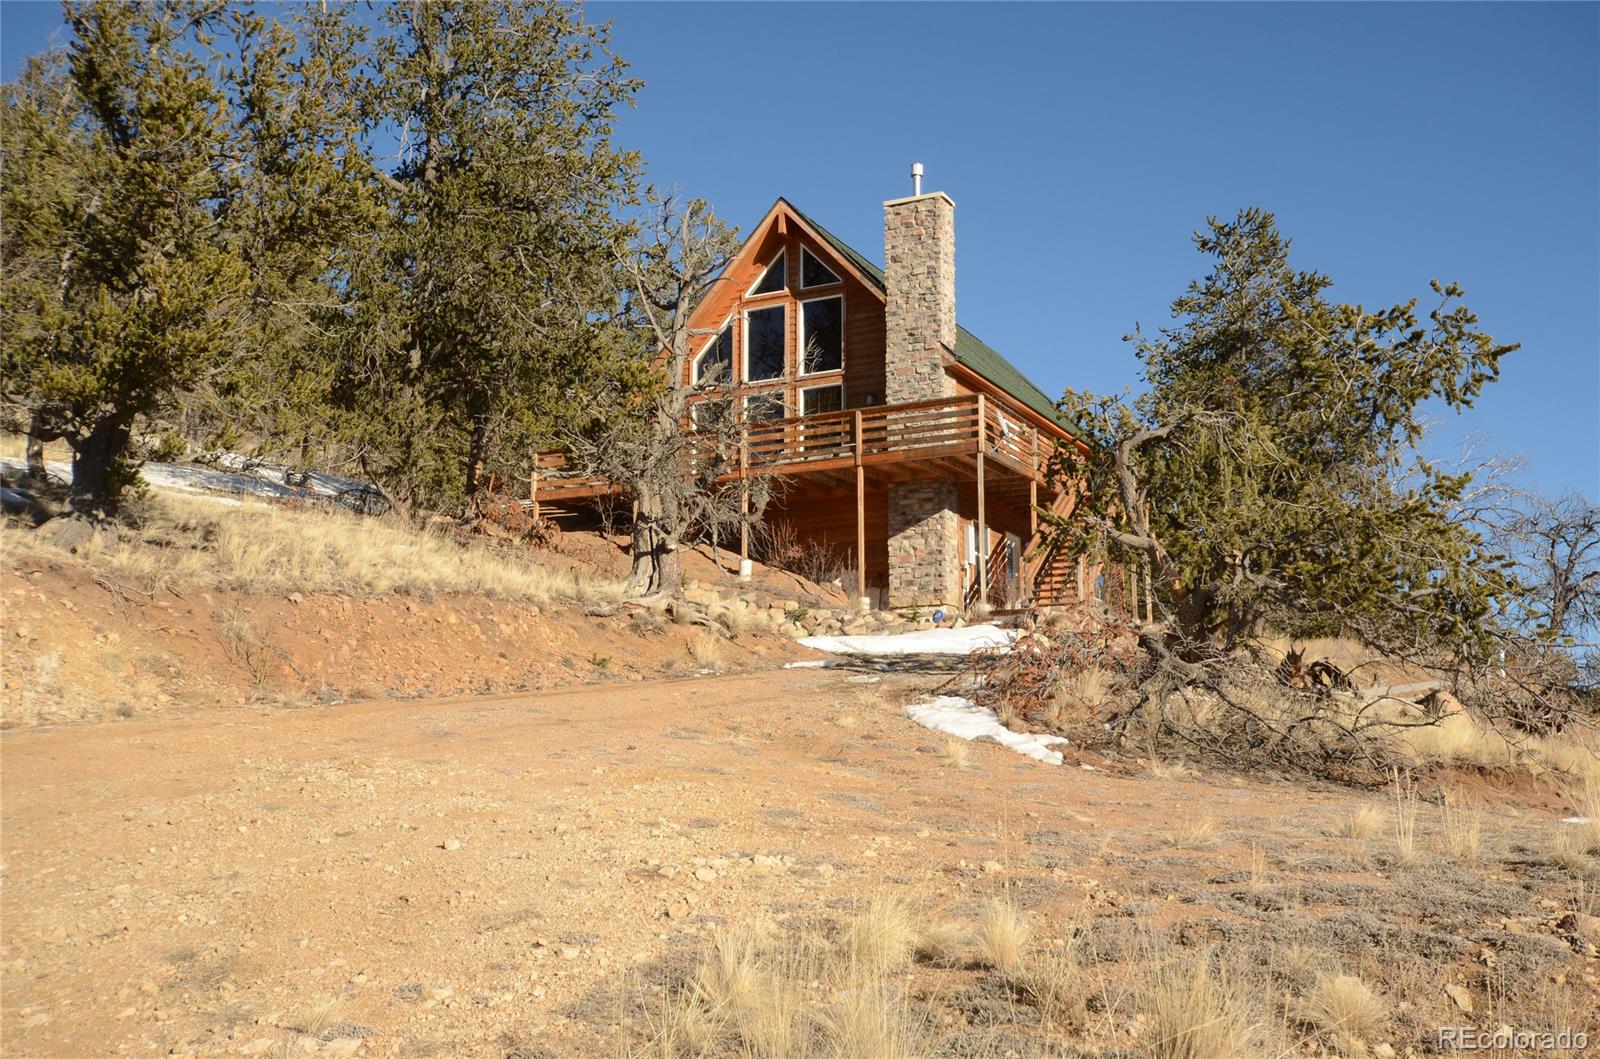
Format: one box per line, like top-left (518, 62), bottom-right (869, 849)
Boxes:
top-left (628, 488), bottom-right (682, 597)
top-left (66, 418), bottom-right (133, 521)
top-left (25, 408), bottom-right (60, 480)
top-left (25, 434), bottom-right (46, 480)
top-left (462, 419), bottom-right (490, 522)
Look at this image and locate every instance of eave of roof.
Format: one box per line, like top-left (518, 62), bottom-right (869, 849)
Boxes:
top-left (780, 198), bottom-right (1076, 435)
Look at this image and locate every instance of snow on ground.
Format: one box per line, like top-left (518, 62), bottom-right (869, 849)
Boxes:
top-left (1561, 817), bottom-right (1593, 825)
top-left (1, 456), bottom-right (381, 511)
top-left (799, 623), bottom-right (1015, 656)
top-left (781, 659), bottom-right (835, 669)
top-left (905, 694), bottom-right (1068, 765)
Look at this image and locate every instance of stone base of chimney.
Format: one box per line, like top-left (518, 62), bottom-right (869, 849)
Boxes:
top-left (887, 479), bottom-right (962, 609)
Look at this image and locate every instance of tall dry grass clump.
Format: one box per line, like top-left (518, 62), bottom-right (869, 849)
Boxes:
top-left (975, 898), bottom-right (1029, 974)
top-left (914, 920), bottom-right (970, 966)
top-left (1009, 941), bottom-right (1087, 1026)
top-left (4, 493), bottom-right (625, 604)
top-left (1335, 804), bottom-right (1385, 842)
top-left (690, 630), bottom-right (728, 671)
top-left (816, 980), bottom-right (920, 1059)
top-left (630, 911), bottom-right (926, 1059)
top-left (1391, 770), bottom-right (1420, 865)
top-left (1141, 957), bottom-right (1253, 1059)
top-left (1439, 797), bottom-right (1483, 862)
top-left (1293, 973), bottom-right (1388, 1052)
top-left (1047, 664), bottom-right (1114, 726)
top-left (837, 895), bottom-right (917, 978)
top-left (939, 738), bottom-right (970, 770)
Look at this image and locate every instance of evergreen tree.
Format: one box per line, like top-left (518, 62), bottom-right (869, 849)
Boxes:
top-left (333, 0), bottom-right (641, 516)
top-left (1052, 208), bottom-right (1519, 657)
top-left (2, 1), bottom-right (247, 525)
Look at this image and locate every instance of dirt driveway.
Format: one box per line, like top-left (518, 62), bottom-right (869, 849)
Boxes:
top-left (1, 666), bottom-right (1588, 1057)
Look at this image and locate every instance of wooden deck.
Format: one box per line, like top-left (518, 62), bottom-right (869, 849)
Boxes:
top-left (533, 393), bottom-right (1079, 606)
top-left (533, 393), bottom-right (1061, 504)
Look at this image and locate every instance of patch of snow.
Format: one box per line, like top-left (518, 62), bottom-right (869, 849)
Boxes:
top-left (799, 623), bottom-right (1016, 656)
top-left (905, 694), bottom-right (1068, 765)
top-left (782, 659), bottom-right (834, 669)
top-left (0, 457), bottom-right (70, 483)
top-left (1561, 817), bottom-right (1593, 825)
top-left (1, 455), bottom-right (382, 512)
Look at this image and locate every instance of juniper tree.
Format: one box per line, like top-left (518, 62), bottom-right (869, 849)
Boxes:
top-left (1, 1), bottom-right (248, 524)
top-left (1049, 208), bottom-right (1519, 659)
top-left (332, 0), bottom-right (641, 517)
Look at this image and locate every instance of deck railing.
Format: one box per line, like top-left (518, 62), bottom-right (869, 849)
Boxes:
top-left (533, 393), bottom-right (1056, 499)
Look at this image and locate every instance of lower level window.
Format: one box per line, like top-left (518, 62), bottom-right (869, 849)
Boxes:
top-left (745, 392), bottom-right (786, 423)
top-left (800, 384), bottom-right (843, 416)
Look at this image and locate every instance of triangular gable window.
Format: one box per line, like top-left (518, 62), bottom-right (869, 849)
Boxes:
top-left (800, 246), bottom-right (840, 288)
top-left (694, 324), bottom-right (733, 385)
top-left (748, 250), bottom-right (786, 296)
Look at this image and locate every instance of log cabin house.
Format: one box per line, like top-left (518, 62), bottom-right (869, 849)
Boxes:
top-left (538, 168), bottom-right (1088, 611)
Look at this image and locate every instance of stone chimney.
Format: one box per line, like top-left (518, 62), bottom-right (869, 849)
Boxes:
top-left (883, 167), bottom-right (962, 610)
top-left (883, 182), bottom-right (957, 404)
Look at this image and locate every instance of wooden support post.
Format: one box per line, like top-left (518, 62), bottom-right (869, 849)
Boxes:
top-left (975, 394), bottom-right (988, 607)
top-left (854, 409), bottom-right (866, 606)
top-left (1027, 477), bottom-right (1038, 603)
top-left (1076, 554), bottom-right (1086, 601)
top-left (530, 463), bottom-right (539, 521)
top-left (738, 436), bottom-right (749, 565)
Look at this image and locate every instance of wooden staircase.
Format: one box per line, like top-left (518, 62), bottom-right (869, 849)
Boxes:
top-left (1023, 491), bottom-right (1081, 607)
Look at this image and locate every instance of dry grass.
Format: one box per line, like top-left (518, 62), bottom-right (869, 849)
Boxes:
top-left (709, 600), bottom-right (757, 637)
top-left (630, 911), bottom-right (928, 1059)
top-left (815, 980), bottom-right (920, 1059)
top-left (1047, 664), bottom-right (1115, 727)
top-left (1293, 973), bottom-right (1388, 1050)
top-left (1568, 783), bottom-right (1600, 853)
top-left (1391, 698), bottom-right (1600, 789)
top-left (1335, 803), bottom-right (1385, 842)
top-left (836, 895), bottom-right (916, 977)
top-left (1550, 830), bottom-right (1599, 876)
top-left (939, 738), bottom-right (970, 770)
top-left (216, 607), bottom-right (277, 686)
top-left (3, 492), bottom-right (625, 604)
top-left (1147, 757), bottom-right (1193, 781)
top-left (1141, 958), bottom-right (1253, 1059)
top-left (1439, 797), bottom-right (1483, 862)
top-left (689, 631), bottom-right (728, 672)
top-left (1160, 817), bottom-right (1220, 850)
top-left (974, 899), bottom-right (1029, 974)
top-left (1246, 844), bottom-right (1269, 892)
top-left (1391, 770), bottom-right (1420, 865)
top-left (994, 698), bottom-right (1021, 729)
top-left (1008, 942), bottom-right (1087, 1026)
top-left (914, 920), bottom-right (970, 966)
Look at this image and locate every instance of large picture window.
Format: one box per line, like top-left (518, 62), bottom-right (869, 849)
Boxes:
top-left (745, 305), bottom-right (786, 381)
top-left (693, 324), bottom-right (733, 385)
top-left (800, 296), bottom-right (843, 375)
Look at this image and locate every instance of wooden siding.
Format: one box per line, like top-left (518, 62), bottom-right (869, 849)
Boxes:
top-left (766, 482), bottom-right (891, 594)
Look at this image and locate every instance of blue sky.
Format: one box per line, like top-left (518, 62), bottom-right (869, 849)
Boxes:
top-left (5, 1), bottom-right (1596, 497)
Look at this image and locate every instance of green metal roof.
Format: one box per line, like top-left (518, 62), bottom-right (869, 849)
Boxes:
top-left (781, 199), bottom-right (1074, 434)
